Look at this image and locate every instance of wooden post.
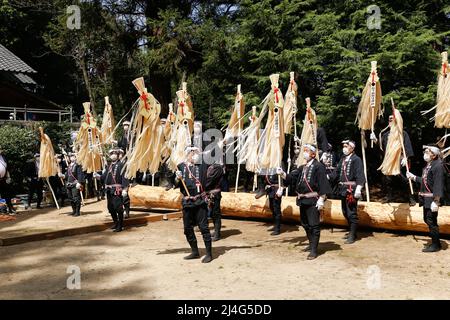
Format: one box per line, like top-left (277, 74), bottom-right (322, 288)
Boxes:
top-left (361, 131), bottom-right (370, 202)
top-left (370, 61), bottom-right (377, 149)
top-left (46, 177), bottom-right (60, 210)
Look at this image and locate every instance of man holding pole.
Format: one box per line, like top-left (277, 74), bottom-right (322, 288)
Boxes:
top-left (330, 140), bottom-right (366, 244)
top-left (175, 146), bottom-right (213, 263)
top-left (277, 143), bottom-right (331, 260)
top-left (407, 145), bottom-right (445, 252)
top-left (64, 152), bottom-right (85, 217)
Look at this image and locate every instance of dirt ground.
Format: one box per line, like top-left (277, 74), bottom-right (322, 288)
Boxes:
top-left (1, 208), bottom-right (450, 300)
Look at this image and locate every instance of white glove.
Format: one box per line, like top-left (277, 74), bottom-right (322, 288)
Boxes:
top-left (370, 132), bottom-right (377, 142)
top-left (76, 183), bottom-right (81, 190)
top-left (6, 177), bottom-right (11, 184)
top-left (58, 173), bottom-right (65, 178)
top-left (93, 172), bottom-right (101, 179)
top-left (276, 187), bottom-right (283, 198)
top-left (320, 152), bottom-right (328, 162)
top-left (354, 185), bottom-right (362, 199)
top-left (431, 201), bottom-right (439, 212)
top-left (316, 196), bottom-right (325, 210)
top-left (406, 172), bottom-right (416, 181)
top-left (122, 190), bottom-right (128, 197)
top-left (401, 157), bottom-right (407, 167)
top-left (102, 169), bottom-right (106, 175)
top-left (276, 167), bottom-right (286, 178)
top-left (175, 170), bottom-right (182, 180)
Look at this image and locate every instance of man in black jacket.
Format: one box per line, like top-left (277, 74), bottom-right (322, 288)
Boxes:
top-left (205, 162), bottom-right (224, 241)
top-left (24, 153), bottom-right (43, 210)
top-left (96, 148), bottom-right (129, 232)
top-left (64, 152), bottom-right (85, 216)
top-left (329, 140), bottom-right (366, 244)
top-left (278, 144), bottom-right (331, 260)
top-left (407, 145), bottom-right (445, 252)
top-left (175, 146), bottom-right (213, 263)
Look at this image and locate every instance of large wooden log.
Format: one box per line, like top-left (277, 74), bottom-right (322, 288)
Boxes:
top-left (129, 185), bottom-right (450, 235)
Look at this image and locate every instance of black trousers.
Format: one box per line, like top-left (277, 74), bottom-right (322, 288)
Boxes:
top-left (106, 189), bottom-right (124, 227)
top-left (123, 194), bottom-right (130, 215)
top-left (67, 186), bottom-right (81, 214)
top-left (183, 203), bottom-right (212, 245)
top-left (299, 204), bottom-right (321, 252)
top-left (0, 178), bottom-right (14, 211)
top-left (423, 208), bottom-right (440, 246)
top-left (269, 197), bottom-right (282, 232)
top-left (28, 179), bottom-right (43, 207)
top-left (210, 194), bottom-right (222, 235)
top-left (340, 196), bottom-right (358, 236)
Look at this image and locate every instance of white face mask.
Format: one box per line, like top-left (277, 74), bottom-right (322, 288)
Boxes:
top-left (192, 154), bottom-right (201, 163)
top-left (303, 152), bottom-right (311, 161)
top-left (70, 156), bottom-right (76, 163)
top-left (423, 153), bottom-right (431, 162)
top-left (110, 154), bottom-right (118, 161)
top-left (342, 147), bottom-right (350, 156)
top-left (123, 125), bottom-right (129, 132)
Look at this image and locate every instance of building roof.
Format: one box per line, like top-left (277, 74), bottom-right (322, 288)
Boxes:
top-left (0, 44), bottom-right (37, 74)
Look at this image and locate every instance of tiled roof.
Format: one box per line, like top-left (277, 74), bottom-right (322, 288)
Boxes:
top-left (13, 72), bottom-right (36, 85)
top-left (0, 44), bottom-right (37, 73)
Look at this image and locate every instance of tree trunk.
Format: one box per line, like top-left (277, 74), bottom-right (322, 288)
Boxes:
top-left (129, 185), bottom-right (450, 235)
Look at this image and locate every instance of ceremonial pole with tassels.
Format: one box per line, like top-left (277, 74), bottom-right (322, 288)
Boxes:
top-left (356, 61), bottom-right (383, 202)
top-left (234, 84), bottom-right (244, 193)
top-left (284, 72), bottom-right (298, 195)
top-left (391, 98), bottom-right (414, 194)
top-left (38, 127), bottom-right (60, 210)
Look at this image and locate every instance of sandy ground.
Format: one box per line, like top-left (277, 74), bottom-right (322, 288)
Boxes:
top-left (1, 213), bottom-right (450, 300)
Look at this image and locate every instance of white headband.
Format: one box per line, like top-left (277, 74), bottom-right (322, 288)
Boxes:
top-left (342, 140), bottom-right (355, 149)
top-left (423, 145), bottom-right (440, 156)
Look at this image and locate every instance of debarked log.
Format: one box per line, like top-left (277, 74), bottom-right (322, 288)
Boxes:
top-left (129, 185), bottom-right (450, 235)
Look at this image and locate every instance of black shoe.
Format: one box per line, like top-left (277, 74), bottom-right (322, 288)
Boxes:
top-left (409, 198), bottom-right (417, 206)
top-left (422, 244), bottom-right (441, 253)
top-left (344, 237), bottom-right (356, 244)
top-left (110, 223), bottom-right (118, 230)
top-left (212, 232), bottom-right (220, 241)
top-left (36, 205), bottom-right (42, 209)
top-left (302, 245), bottom-right (311, 252)
top-left (307, 252), bottom-right (318, 260)
top-left (255, 190), bottom-right (266, 199)
top-left (184, 251), bottom-right (200, 260)
top-left (270, 230), bottom-right (280, 236)
top-left (202, 255), bottom-right (213, 263)
top-left (164, 183), bottom-right (174, 191)
top-left (113, 227), bottom-right (123, 232)
top-left (342, 232), bottom-right (349, 239)
top-left (73, 213), bottom-right (80, 217)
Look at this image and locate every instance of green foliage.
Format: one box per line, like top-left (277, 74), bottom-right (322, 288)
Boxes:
top-left (0, 124), bottom-right (36, 192)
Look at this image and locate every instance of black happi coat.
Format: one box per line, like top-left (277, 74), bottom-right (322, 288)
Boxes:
top-left (205, 163), bottom-right (224, 193)
top-left (262, 173), bottom-right (282, 199)
top-left (177, 162), bottom-right (208, 206)
top-left (285, 158), bottom-right (331, 206)
top-left (65, 162), bottom-right (85, 185)
top-left (416, 159), bottom-right (445, 209)
top-left (330, 153), bottom-right (366, 197)
top-left (101, 161), bottom-right (128, 190)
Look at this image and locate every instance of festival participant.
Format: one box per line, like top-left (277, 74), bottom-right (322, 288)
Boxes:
top-left (329, 140), bottom-right (365, 244)
top-left (63, 152), bottom-right (85, 216)
top-left (205, 161), bottom-right (224, 241)
top-left (24, 153), bottom-right (43, 209)
top-left (0, 147), bottom-right (15, 214)
top-left (175, 146), bottom-right (213, 263)
top-left (118, 148), bottom-right (130, 219)
top-left (407, 145), bottom-right (445, 252)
